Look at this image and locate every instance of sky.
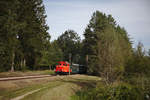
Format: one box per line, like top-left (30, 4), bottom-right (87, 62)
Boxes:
top-left (43, 0), bottom-right (150, 50)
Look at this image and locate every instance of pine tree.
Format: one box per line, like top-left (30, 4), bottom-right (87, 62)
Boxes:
top-left (0, 0), bottom-right (20, 71)
top-left (17, 0), bottom-right (50, 69)
top-left (0, 0), bottom-right (50, 71)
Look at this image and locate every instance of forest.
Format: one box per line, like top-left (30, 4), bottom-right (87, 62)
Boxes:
top-left (0, 0), bottom-right (150, 99)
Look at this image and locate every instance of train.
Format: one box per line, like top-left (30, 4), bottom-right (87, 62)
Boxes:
top-left (55, 61), bottom-right (86, 74)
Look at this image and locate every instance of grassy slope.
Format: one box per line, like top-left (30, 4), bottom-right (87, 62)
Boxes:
top-left (0, 76), bottom-right (60, 100)
top-left (22, 75), bottom-right (100, 100)
top-left (22, 83), bottom-right (79, 100)
top-left (0, 75), bottom-right (100, 100)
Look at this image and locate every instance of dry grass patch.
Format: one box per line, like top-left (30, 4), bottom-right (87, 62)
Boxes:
top-left (0, 70), bottom-right (54, 78)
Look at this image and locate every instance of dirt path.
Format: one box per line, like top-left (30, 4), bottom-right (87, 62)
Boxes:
top-left (9, 82), bottom-right (78, 100)
top-left (19, 82), bottom-right (80, 100)
top-left (38, 83), bottom-right (80, 100)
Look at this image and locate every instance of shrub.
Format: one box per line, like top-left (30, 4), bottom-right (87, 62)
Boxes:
top-left (73, 82), bottom-right (144, 100)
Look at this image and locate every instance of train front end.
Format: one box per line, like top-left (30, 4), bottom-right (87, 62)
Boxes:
top-left (55, 61), bottom-right (71, 74)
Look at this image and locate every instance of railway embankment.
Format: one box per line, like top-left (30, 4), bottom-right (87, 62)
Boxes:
top-left (0, 74), bottom-right (100, 100)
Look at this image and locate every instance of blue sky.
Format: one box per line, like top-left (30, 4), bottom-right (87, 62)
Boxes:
top-left (43, 0), bottom-right (150, 50)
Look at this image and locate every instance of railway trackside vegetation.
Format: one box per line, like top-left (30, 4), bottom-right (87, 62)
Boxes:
top-left (0, 75), bottom-right (100, 100)
top-left (0, 0), bottom-right (150, 100)
top-left (71, 11), bottom-right (150, 100)
top-left (0, 70), bottom-right (54, 78)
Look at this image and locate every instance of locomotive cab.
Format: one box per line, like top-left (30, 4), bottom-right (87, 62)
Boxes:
top-left (55, 61), bottom-right (72, 74)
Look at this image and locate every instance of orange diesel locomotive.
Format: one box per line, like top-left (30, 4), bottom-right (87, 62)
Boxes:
top-left (55, 61), bottom-right (72, 74)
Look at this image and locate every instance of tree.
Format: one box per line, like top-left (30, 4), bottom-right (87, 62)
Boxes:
top-left (0, 0), bottom-right (50, 71)
top-left (57, 30), bottom-right (81, 63)
top-left (0, 0), bottom-right (21, 71)
top-left (39, 40), bottom-right (63, 68)
top-left (17, 0), bottom-right (50, 70)
top-left (83, 11), bottom-right (132, 84)
top-left (148, 49), bottom-right (150, 57)
top-left (125, 42), bottom-right (150, 76)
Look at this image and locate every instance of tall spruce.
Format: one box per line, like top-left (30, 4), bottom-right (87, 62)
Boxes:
top-left (17, 0), bottom-right (50, 69)
top-left (0, 0), bottom-right (21, 71)
top-left (0, 0), bottom-right (50, 71)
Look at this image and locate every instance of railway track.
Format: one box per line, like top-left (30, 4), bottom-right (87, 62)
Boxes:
top-left (0, 75), bottom-right (54, 81)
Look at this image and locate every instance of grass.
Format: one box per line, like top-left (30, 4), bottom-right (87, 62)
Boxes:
top-left (0, 70), bottom-right (55, 78)
top-left (0, 75), bottom-right (59, 100)
top-left (22, 75), bottom-right (100, 100)
top-left (0, 81), bottom-right (62, 100)
top-left (71, 76), bottom-right (150, 100)
top-left (22, 83), bottom-right (79, 100)
top-left (0, 75), bottom-right (100, 100)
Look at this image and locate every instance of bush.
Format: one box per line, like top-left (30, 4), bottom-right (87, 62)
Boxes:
top-left (107, 83), bottom-right (142, 100)
top-left (72, 82), bottom-right (145, 100)
top-left (124, 75), bottom-right (150, 100)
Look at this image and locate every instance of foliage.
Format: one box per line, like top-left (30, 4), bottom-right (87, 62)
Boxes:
top-left (0, 0), bottom-right (20, 71)
top-left (38, 40), bottom-right (63, 67)
top-left (0, 0), bottom-right (50, 71)
top-left (0, 3), bottom-right (150, 99)
top-left (72, 82), bottom-right (144, 100)
top-left (125, 42), bottom-right (150, 76)
top-left (57, 30), bottom-right (81, 63)
top-left (83, 11), bottom-right (132, 83)
top-left (124, 75), bottom-right (150, 99)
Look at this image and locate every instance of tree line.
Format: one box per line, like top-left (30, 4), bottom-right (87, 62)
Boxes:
top-left (0, 1), bottom-right (150, 81)
top-left (72, 11), bottom-right (150, 100)
top-left (0, 0), bottom-right (50, 71)
top-left (83, 11), bottom-right (150, 88)
top-left (1, 0), bottom-right (150, 98)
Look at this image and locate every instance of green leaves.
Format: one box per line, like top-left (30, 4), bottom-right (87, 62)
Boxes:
top-left (83, 11), bottom-right (132, 83)
top-left (57, 30), bottom-right (81, 63)
top-left (0, 0), bottom-right (50, 71)
top-left (39, 40), bottom-right (63, 66)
